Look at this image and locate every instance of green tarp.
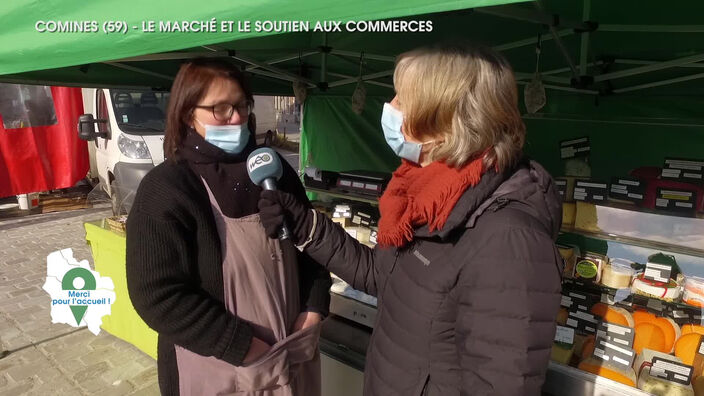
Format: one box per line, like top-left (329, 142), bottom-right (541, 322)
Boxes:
top-left (1, 1), bottom-right (703, 187)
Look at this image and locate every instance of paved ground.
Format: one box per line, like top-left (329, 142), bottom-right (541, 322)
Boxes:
top-left (0, 206), bottom-right (159, 396)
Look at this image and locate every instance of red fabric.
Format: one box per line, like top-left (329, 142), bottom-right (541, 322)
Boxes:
top-left (0, 87), bottom-right (88, 197)
top-left (377, 156), bottom-right (485, 247)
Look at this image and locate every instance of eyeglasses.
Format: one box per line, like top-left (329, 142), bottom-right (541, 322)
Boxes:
top-left (195, 101), bottom-right (251, 121)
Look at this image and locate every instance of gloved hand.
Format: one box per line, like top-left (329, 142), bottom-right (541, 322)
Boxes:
top-left (258, 190), bottom-right (314, 245)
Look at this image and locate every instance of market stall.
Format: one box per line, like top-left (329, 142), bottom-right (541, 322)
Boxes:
top-left (3, 0), bottom-right (704, 394)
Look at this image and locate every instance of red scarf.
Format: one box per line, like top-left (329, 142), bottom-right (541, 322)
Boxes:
top-left (377, 156), bottom-right (486, 247)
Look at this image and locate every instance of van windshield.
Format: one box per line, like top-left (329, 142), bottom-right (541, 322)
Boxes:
top-left (110, 89), bottom-right (169, 135)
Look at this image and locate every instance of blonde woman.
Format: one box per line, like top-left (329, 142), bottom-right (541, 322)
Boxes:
top-left (258, 44), bottom-right (563, 395)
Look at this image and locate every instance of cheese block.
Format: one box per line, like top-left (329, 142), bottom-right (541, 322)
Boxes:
top-left (676, 333), bottom-right (704, 366)
top-left (634, 322), bottom-right (668, 354)
top-left (578, 357), bottom-right (637, 387)
top-left (632, 274), bottom-right (682, 302)
top-left (563, 203), bottom-right (576, 225)
top-left (582, 335), bottom-right (596, 359)
top-left (693, 376), bottom-right (704, 396)
top-left (601, 259), bottom-right (636, 289)
top-left (682, 325), bottom-right (704, 337)
top-left (574, 252), bottom-right (608, 283)
top-left (551, 343), bottom-right (574, 365)
top-left (634, 310), bottom-right (657, 325)
top-left (558, 244), bottom-right (579, 279)
top-left (684, 277), bottom-right (704, 308)
top-left (574, 201), bottom-right (600, 232)
top-left (635, 349), bottom-right (694, 396)
top-left (590, 303), bottom-right (635, 328)
top-left (557, 308), bottom-right (569, 326)
top-left (574, 334), bottom-right (592, 359)
top-left (652, 317), bottom-right (682, 353)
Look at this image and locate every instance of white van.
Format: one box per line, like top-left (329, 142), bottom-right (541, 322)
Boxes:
top-left (78, 88), bottom-right (168, 215)
top-left (78, 88), bottom-right (274, 215)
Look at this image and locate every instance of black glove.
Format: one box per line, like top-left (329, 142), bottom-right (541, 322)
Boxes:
top-left (258, 190), bottom-right (314, 245)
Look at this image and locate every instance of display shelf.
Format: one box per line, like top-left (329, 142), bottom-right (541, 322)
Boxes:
top-left (560, 225), bottom-right (704, 258)
top-left (563, 202), bottom-right (704, 256)
top-left (306, 187), bottom-right (379, 206)
top-left (561, 278), bottom-right (704, 319)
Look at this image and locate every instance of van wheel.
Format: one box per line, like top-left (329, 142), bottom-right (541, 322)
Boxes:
top-left (110, 181), bottom-right (127, 216)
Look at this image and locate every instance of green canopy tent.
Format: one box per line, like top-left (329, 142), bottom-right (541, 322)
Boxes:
top-left (1, 0), bottom-right (703, 180)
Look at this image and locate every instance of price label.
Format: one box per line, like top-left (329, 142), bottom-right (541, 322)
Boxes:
top-left (593, 337), bottom-right (636, 370)
top-left (596, 322), bottom-right (635, 348)
top-left (555, 325), bottom-right (575, 345)
top-left (651, 357), bottom-right (693, 386)
top-left (644, 262), bottom-right (671, 283)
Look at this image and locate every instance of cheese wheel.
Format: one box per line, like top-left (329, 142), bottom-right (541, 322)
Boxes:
top-left (634, 322), bottom-right (668, 354)
top-left (578, 358), bottom-right (637, 387)
top-left (557, 308), bottom-right (569, 326)
top-left (683, 324), bottom-right (704, 336)
top-left (652, 317), bottom-right (682, 353)
top-left (675, 333), bottom-right (704, 366)
top-left (590, 303), bottom-right (635, 328)
top-left (633, 310), bottom-right (657, 326)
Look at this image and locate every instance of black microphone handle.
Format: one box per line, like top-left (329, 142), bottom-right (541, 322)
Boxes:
top-left (261, 178), bottom-right (291, 241)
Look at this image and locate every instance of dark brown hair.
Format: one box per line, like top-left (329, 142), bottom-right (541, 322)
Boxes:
top-left (164, 58), bottom-right (254, 160)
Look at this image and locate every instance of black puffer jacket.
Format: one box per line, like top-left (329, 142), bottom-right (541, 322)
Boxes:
top-left (305, 160), bottom-right (563, 396)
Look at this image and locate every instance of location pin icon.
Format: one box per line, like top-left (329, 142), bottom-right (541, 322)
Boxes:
top-left (61, 268), bottom-right (97, 326)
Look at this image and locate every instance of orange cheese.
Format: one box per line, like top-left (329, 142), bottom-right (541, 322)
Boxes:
top-left (578, 358), bottom-right (637, 387)
top-left (633, 310), bottom-right (656, 326)
top-left (675, 333), bottom-right (704, 366)
top-left (557, 308), bottom-right (568, 326)
top-left (683, 324), bottom-right (704, 336)
top-left (634, 322), bottom-right (668, 354)
top-left (590, 303), bottom-right (635, 328)
top-left (652, 317), bottom-right (681, 353)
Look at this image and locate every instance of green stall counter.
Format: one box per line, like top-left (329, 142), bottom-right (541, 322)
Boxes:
top-left (84, 220), bottom-right (157, 359)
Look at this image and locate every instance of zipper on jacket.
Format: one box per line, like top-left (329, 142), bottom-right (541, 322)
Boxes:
top-left (492, 197), bottom-right (510, 212)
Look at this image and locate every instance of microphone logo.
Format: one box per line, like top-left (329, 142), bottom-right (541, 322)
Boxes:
top-left (248, 152), bottom-right (273, 172)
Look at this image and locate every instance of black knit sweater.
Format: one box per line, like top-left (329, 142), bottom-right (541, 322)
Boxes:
top-left (125, 153), bottom-right (331, 395)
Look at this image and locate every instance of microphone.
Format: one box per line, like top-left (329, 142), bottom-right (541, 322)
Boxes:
top-left (247, 147), bottom-right (291, 240)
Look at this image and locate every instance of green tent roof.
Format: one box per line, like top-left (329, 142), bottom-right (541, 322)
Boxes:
top-left (1, 0), bottom-right (703, 100)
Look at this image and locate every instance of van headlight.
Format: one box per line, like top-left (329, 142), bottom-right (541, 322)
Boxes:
top-left (118, 134), bottom-right (152, 159)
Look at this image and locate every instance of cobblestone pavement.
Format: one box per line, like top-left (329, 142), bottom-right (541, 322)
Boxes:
top-left (0, 207), bottom-right (159, 396)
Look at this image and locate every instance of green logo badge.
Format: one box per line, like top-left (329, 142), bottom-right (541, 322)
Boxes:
top-left (576, 260), bottom-right (598, 279)
top-left (61, 268), bottom-right (97, 326)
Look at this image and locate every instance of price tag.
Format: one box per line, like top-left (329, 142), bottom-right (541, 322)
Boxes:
top-left (561, 295), bottom-right (573, 308)
top-left (593, 337), bottom-right (636, 370)
top-left (647, 298), bottom-right (665, 312)
top-left (596, 322), bottom-right (635, 348)
top-left (651, 357), bottom-right (693, 386)
top-left (644, 262), bottom-right (672, 283)
top-left (560, 137), bottom-right (590, 159)
top-left (555, 325), bottom-right (575, 346)
top-left (567, 309), bottom-right (599, 334)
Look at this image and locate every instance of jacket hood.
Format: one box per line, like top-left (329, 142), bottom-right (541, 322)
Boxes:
top-left (415, 158), bottom-right (562, 240)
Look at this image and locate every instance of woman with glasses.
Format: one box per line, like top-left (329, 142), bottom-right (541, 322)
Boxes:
top-left (126, 58), bottom-right (331, 396)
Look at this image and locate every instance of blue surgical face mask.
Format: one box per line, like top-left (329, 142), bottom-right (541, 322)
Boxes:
top-left (196, 119), bottom-right (250, 154)
top-left (380, 103), bottom-right (432, 163)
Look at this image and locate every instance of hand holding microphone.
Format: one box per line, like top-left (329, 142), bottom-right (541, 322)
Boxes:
top-left (248, 148), bottom-right (313, 243)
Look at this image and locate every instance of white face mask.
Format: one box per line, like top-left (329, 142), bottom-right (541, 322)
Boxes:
top-left (380, 103), bottom-right (433, 163)
top-left (196, 119), bottom-right (250, 154)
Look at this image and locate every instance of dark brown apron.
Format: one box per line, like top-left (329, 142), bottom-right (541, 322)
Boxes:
top-left (174, 181), bottom-right (321, 395)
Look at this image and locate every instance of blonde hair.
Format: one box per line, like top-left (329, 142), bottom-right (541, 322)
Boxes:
top-left (393, 43), bottom-right (525, 171)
